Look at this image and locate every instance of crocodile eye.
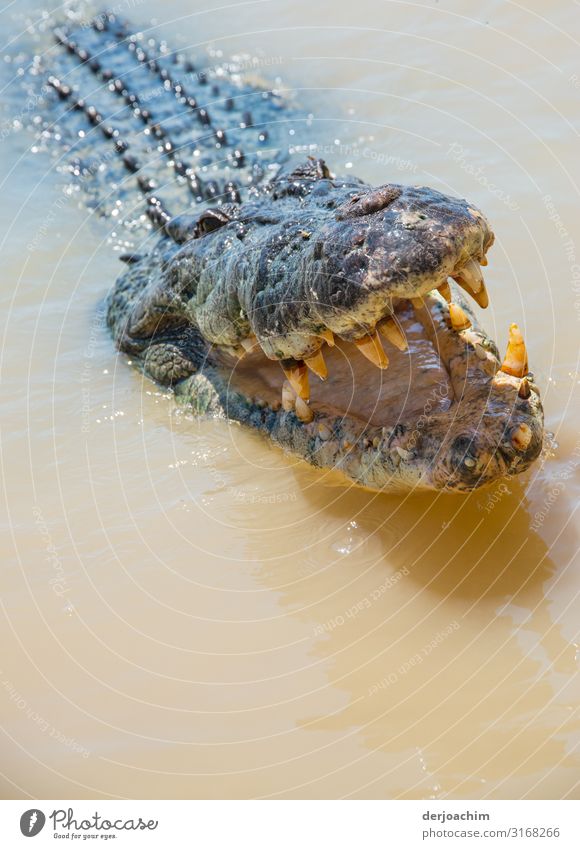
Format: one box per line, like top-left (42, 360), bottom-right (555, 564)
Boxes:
top-left (336, 185), bottom-right (402, 220)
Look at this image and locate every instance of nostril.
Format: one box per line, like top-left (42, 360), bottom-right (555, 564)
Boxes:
top-left (450, 434), bottom-right (479, 472)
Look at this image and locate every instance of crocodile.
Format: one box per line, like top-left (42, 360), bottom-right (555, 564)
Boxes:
top-left (26, 9), bottom-right (543, 492)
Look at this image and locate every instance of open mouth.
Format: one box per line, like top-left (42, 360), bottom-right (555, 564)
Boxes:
top-left (33, 12), bottom-right (544, 494)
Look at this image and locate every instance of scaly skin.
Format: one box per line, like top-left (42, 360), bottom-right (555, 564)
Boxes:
top-left (28, 12), bottom-right (543, 491)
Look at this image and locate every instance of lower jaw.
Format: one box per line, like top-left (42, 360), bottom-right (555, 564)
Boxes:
top-left (174, 289), bottom-right (543, 493)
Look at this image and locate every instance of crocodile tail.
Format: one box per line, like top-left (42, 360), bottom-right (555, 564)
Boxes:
top-left (35, 11), bottom-right (289, 231)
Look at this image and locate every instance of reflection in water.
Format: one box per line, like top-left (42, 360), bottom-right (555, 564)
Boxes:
top-left (241, 469), bottom-right (579, 798)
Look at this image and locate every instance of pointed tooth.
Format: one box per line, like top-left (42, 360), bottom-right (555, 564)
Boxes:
top-left (480, 255), bottom-right (488, 266)
top-left (449, 302), bottom-right (472, 331)
top-left (319, 329), bottom-right (335, 347)
top-left (354, 331), bottom-right (389, 369)
top-left (411, 297), bottom-right (424, 309)
top-left (501, 323), bottom-right (528, 378)
top-left (227, 346), bottom-right (245, 359)
top-left (281, 380), bottom-right (296, 411)
top-left (437, 281), bottom-right (452, 303)
top-left (474, 343), bottom-right (488, 360)
top-left (518, 377), bottom-right (531, 399)
top-left (456, 258), bottom-right (484, 293)
top-left (453, 276), bottom-right (490, 309)
top-left (295, 396), bottom-right (314, 423)
top-left (379, 317), bottom-right (407, 351)
top-left (282, 363), bottom-right (309, 399)
top-left (472, 280), bottom-right (489, 309)
top-left (240, 335), bottom-right (257, 352)
top-left (304, 349), bottom-right (328, 380)
top-left (511, 423), bottom-right (532, 452)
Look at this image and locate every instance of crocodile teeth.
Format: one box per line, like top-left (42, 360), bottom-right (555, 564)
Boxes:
top-left (295, 396), bottom-right (314, 423)
top-left (474, 343), bottom-right (488, 360)
top-left (282, 380), bottom-right (296, 411)
top-left (227, 345), bottom-right (245, 359)
top-left (378, 317), bottom-right (407, 351)
top-left (449, 302), bottom-right (471, 331)
top-left (283, 363), bottom-right (309, 400)
top-left (455, 258), bottom-right (484, 293)
top-left (319, 329), bottom-right (335, 347)
top-left (452, 262), bottom-right (489, 309)
top-left (354, 331), bottom-right (389, 369)
top-left (305, 349), bottom-right (328, 380)
top-left (501, 323), bottom-right (528, 378)
top-left (518, 377), bottom-right (531, 399)
top-left (511, 423), bottom-right (532, 452)
top-left (480, 255), bottom-right (488, 266)
top-left (437, 281), bottom-right (452, 303)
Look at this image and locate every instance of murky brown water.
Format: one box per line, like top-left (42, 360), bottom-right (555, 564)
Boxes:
top-left (1, 0), bottom-right (579, 799)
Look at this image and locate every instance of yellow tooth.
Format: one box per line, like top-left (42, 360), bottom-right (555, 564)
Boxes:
top-left (319, 329), bottom-right (335, 347)
top-left (379, 317), bottom-right (407, 351)
top-left (295, 396), bottom-right (314, 423)
top-left (240, 335), bottom-right (257, 352)
top-left (304, 349), bottom-right (328, 380)
top-left (512, 423), bottom-right (532, 452)
top-left (354, 332), bottom-right (389, 369)
top-left (437, 281), bottom-right (452, 303)
top-left (281, 380), bottom-right (296, 411)
top-left (227, 345), bottom-right (245, 359)
top-left (459, 258), bottom-right (484, 293)
top-left (472, 280), bottom-right (489, 309)
top-left (452, 272), bottom-right (489, 309)
top-left (449, 302), bottom-right (471, 331)
top-left (480, 255), bottom-right (488, 266)
top-left (283, 363), bottom-right (309, 399)
top-left (411, 297), bottom-right (424, 309)
top-left (501, 323), bottom-right (528, 378)
top-left (518, 377), bottom-right (531, 399)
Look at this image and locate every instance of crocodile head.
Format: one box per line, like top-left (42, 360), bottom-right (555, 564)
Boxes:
top-left (108, 161), bottom-right (544, 492)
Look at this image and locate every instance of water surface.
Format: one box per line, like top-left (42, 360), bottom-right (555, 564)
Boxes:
top-left (1, 0), bottom-right (579, 799)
